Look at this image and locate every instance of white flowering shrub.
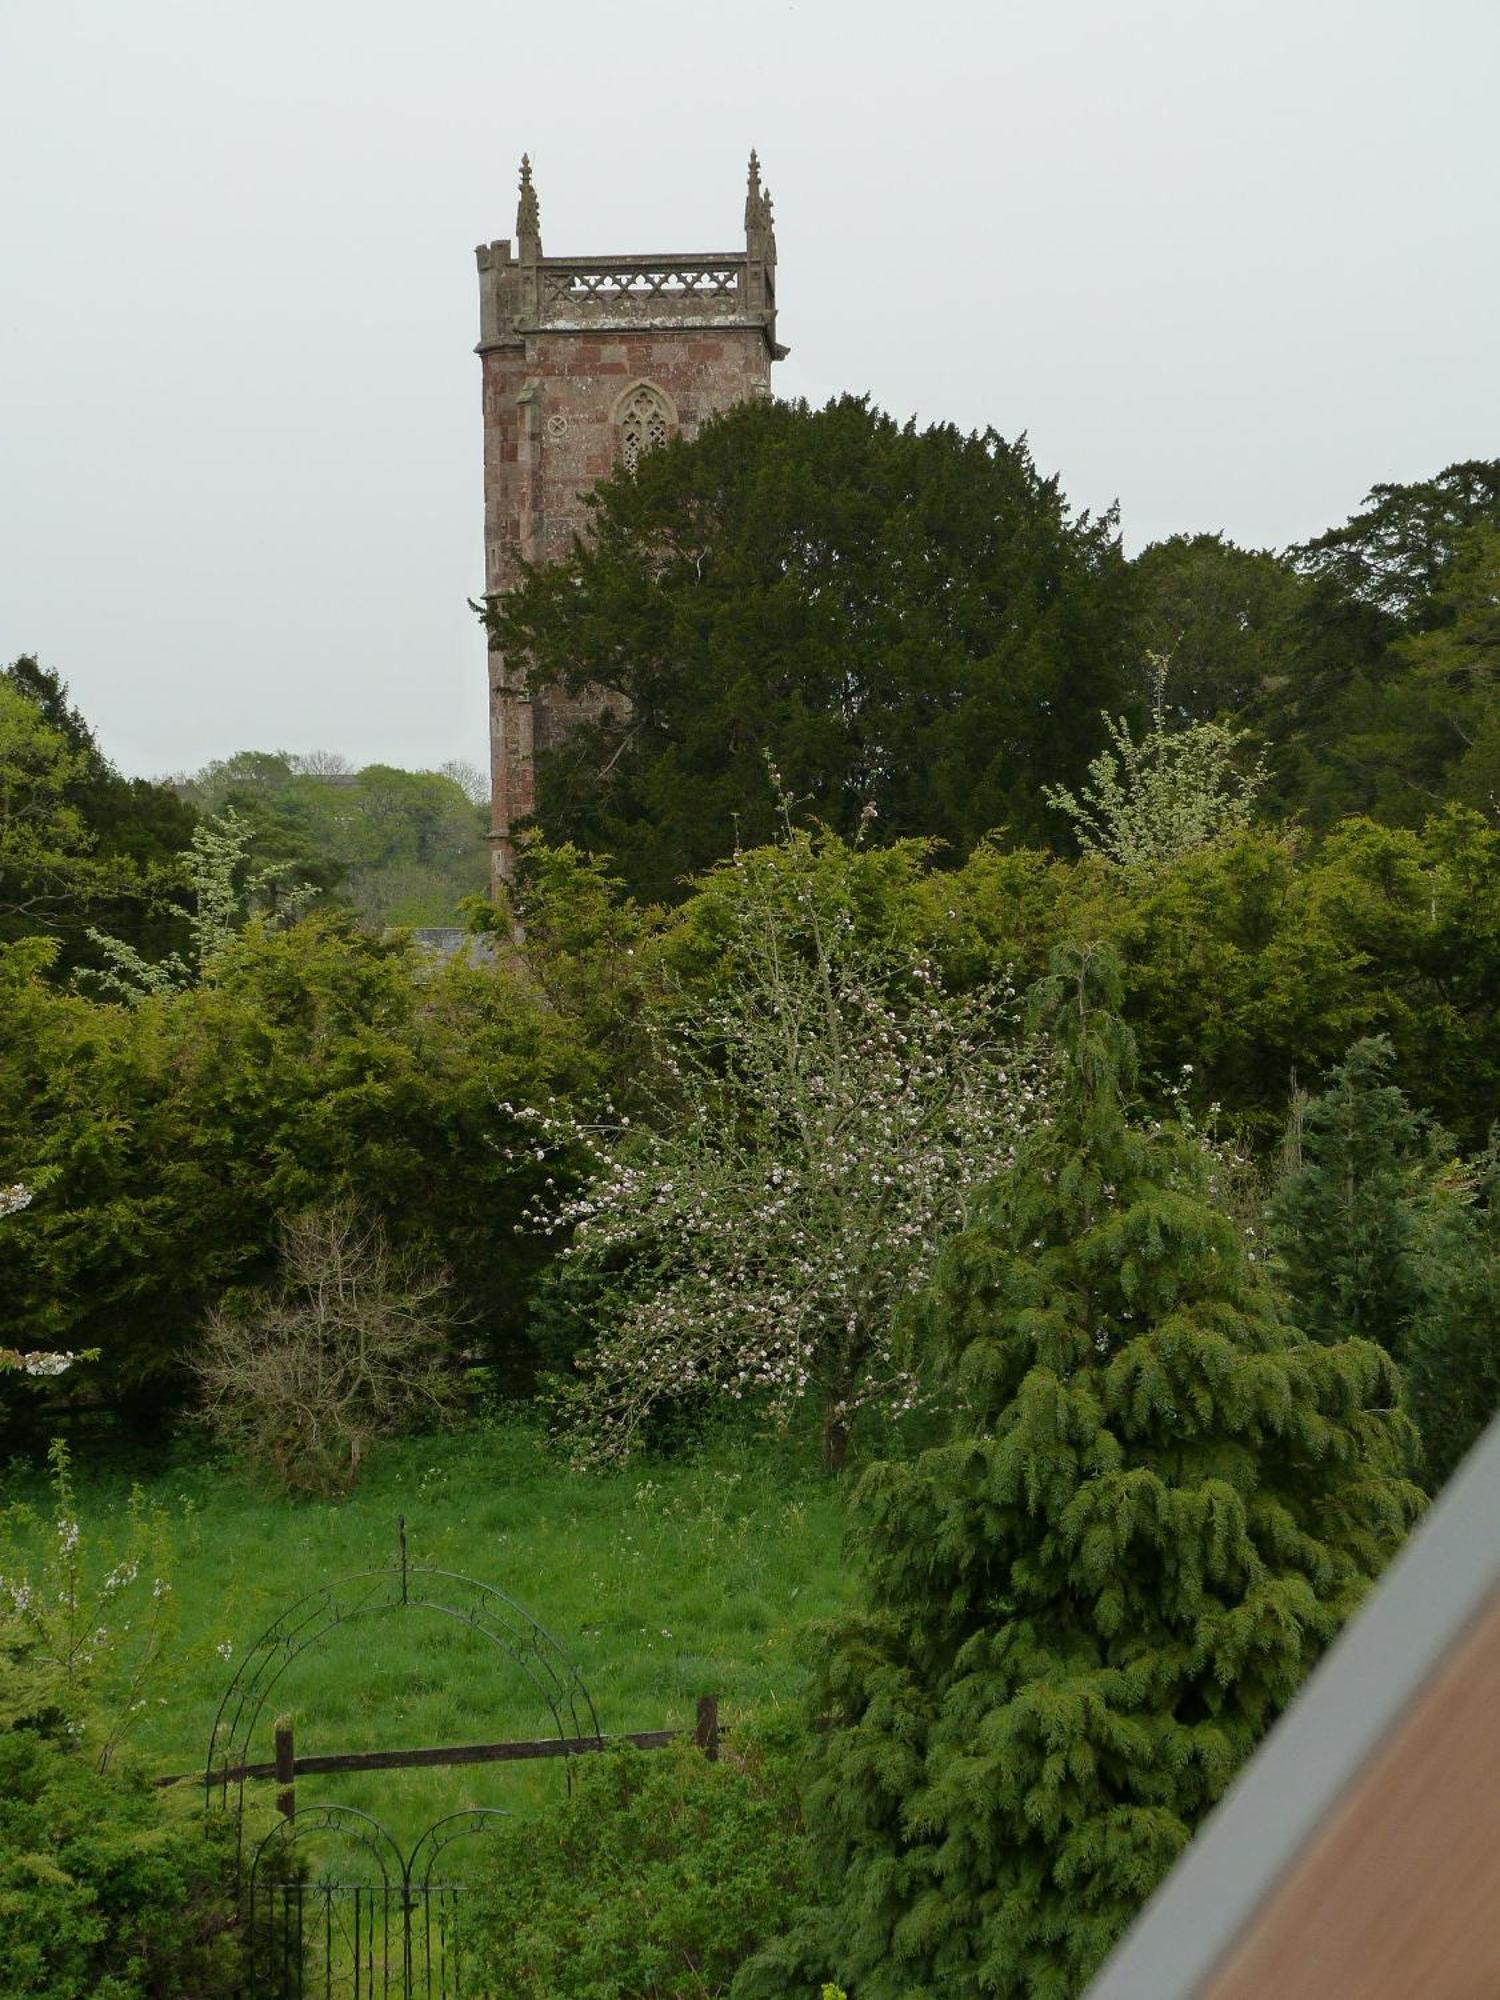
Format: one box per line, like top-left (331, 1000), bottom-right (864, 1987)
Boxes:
top-left (0, 1441), bottom-right (174, 1769)
top-left (1044, 657), bottom-right (1268, 870)
top-left (520, 818), bottom-right (1049, 1467)
top-left (82, 806), bottom-right (313, 1003)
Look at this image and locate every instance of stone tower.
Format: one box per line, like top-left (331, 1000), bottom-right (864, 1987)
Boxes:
top-left (476, 154), bottom-right (786, 886)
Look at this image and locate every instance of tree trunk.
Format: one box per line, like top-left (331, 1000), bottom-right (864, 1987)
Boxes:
top-left (821, 1402), bottom-right (850, 1472)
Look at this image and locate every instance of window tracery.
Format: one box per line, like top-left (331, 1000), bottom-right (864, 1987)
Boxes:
top-left (617, 383), bottom-right (673, 471)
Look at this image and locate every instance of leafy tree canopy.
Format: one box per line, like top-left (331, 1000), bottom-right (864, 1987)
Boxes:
top-left (175, 750), bottom-right (489, 925)
top-left (3, 656), bottom-right (197, 871)
top-left (488, 396), bottom-right (1135, 901)
top-left (511, 797), bottom-right (1500, 1158)
top-left (1289, 458), bottom-right (1500, 629)
top-left (1129, 533), bottom-right (1311, 722)
top-left (0, 679), bottom-right (92, 924)
top-left (903, 806), bottom-right (1500, 1150)
top-left (1128, 475), bottom-right (1500, 828)
top-left (0, 658), bottom-right (196, 970)
top-left (1351, 520), bottom-right (1500, 820)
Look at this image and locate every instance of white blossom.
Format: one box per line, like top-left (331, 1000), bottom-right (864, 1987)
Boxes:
top-left (518, 827), bottom-right (1049, 1464)
top-left (1044, 655), bottom-right (1268, 871)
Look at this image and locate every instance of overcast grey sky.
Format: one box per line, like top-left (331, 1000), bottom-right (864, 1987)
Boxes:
top-left (2, 0), bottom-right (1497, 781)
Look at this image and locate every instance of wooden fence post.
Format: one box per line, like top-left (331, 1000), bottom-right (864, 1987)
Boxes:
top-left (694, 1695), bottom-right (719, 1764)
top-left (274, 1716), bottom-right (295, 1821)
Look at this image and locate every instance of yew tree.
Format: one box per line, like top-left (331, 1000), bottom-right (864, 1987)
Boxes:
top-left (1128, 532), bottom-right (1310, 722)
top-left (487, 396), bottom-right (1133, 901)
top-left (761, 945), bottom-right (1421, 2000)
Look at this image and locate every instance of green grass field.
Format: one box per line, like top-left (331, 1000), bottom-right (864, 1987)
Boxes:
top-left (7, 1417), bottom-right (852, 1865)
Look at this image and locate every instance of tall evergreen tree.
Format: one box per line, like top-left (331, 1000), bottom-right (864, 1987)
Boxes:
top-left (1347, 521), bottom-right (1500, 821)
top-left (487, 396), bottom-right (1133, 902)
top-left (1288, 459), bottom-right (1500, 629)
top-left (749, 946), bottom-right (1419, 2000)
top-left (1267, 1036), bottom-right (1445, 1360)
top-left (1405, 1136), bottom-right (1500, 1491)
top-left (1128, 532), bottom-right (1310, 721)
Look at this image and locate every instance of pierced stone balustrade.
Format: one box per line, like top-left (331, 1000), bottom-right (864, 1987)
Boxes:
top-left (539, 255), bottom-right (752, 326)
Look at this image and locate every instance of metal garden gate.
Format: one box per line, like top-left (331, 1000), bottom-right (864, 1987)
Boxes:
top-left (245, 1804), bottom-right (501, 1999)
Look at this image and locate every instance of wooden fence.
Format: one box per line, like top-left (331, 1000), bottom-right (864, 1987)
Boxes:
top-left (159, 1694), bottom-right (722, 1815)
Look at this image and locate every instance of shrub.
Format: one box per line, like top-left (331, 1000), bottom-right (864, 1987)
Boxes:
top-left (0, 1182), bottom-right (89, 1388)
top-left (465, 1733), bottom-right (809, 1999)
top-left (0, 916), bottom-right (593, 1438)
top-left (195, 1201), bottom-right (458, 1493)
top-left (0, 1448), bottom-right (239, 1998)
top-left (1043, 657), bottom-right (1268, 871)
top-left (0, 1442), bottom-right (175, 1769)
top-left (0, 1729), bottom-right (240, 2000)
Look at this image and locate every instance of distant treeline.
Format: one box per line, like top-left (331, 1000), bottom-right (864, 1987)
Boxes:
top-left (169, 746), bottom-right (490, 927)
top-left (0, 652), bottom-right (490, 978)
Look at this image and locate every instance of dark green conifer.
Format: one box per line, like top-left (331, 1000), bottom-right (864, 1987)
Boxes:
top-left (762, 946), bottom-right (1419, 2000)
top-left (1405, 1136), bottom-right (1500, 1489)
top-left (1268, 1036), bottom-right (1443, 1358)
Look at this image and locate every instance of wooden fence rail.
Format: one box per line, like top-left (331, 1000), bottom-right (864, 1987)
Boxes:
top-left (159, 1694), bottom-right (722, 1807)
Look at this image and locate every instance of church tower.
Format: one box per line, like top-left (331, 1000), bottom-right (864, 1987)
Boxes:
top-left (475, 155), bottom-right (786, 886)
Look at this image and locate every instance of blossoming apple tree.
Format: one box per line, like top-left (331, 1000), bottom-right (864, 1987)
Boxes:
top-left (515, 816), bottom-right (1049, 1468)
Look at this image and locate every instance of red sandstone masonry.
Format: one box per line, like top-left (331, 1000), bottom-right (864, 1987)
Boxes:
top-left (475, 154), bottom-right (785, 888)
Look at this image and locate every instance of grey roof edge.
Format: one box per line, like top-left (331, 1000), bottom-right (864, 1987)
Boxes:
top-left (1085, 1413), bottom-right (1500, 2000)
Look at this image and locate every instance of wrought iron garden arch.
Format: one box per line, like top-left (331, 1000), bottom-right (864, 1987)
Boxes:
top-left (206, 1520), bottom-right (601, 1996)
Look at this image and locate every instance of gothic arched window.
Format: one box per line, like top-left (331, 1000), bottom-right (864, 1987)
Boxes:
top-left (616, 382), bottom-right (674, 472)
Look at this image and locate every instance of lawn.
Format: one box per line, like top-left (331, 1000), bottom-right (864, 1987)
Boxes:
top-left (5, 1417), bottom-right (853, 1861)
